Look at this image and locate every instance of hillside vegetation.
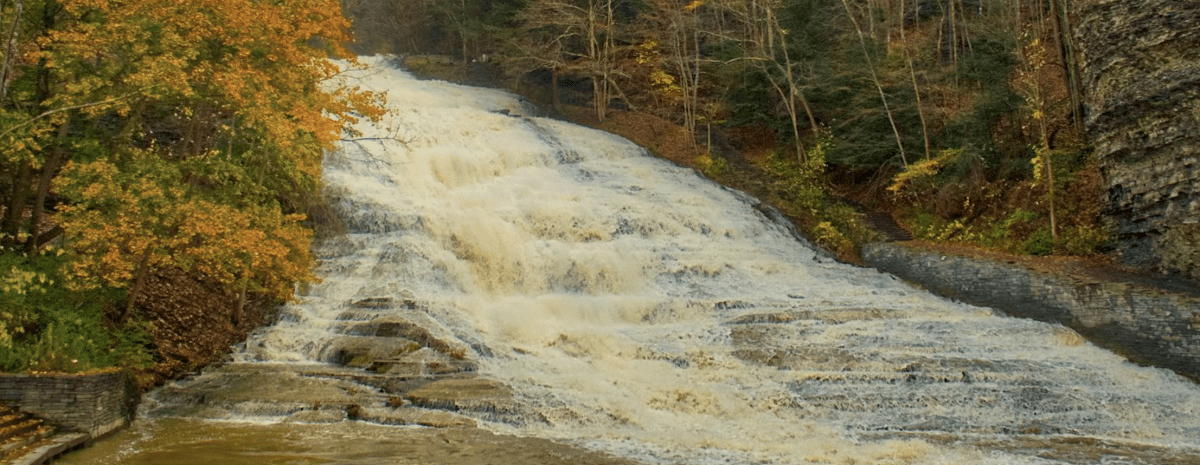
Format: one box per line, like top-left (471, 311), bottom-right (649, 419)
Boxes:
top-left (347, 0), bottom-right (1106, 262)
top-left (0, 0), bottom-right (1110, 375)
top-left (0, 0), bottom-right (381, 375)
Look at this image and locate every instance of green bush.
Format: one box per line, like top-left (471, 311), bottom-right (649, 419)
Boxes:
top-left (910, 212), bottom-right (948, 240)
top-left (983, 208), bottom-right (1039, 249)
top-left (1052, 224), bottom-right (1109, 256)
top-left (754, 138), bottom-right (874, 258)
top-left (697, 152), bottom-right (730, 179)
top-left (0, 247), bottom-right (153, 373)
top-left (1021, 228), bottom-right (1055, 256)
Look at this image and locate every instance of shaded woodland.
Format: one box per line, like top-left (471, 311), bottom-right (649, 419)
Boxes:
top-left (343, 0), bottom-right (1104, 260)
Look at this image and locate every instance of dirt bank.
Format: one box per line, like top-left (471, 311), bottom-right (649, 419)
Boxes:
top-left (132, 268), bottom-right (281, 388)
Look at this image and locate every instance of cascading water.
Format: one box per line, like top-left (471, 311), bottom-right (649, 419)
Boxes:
top-left (67, 56), bottom-right (1200, 465)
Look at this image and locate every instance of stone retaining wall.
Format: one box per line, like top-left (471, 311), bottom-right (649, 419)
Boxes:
top-left (862, 242), bottom-right (1200, 380)
top-left (0, 370), bottom-right (136, 438)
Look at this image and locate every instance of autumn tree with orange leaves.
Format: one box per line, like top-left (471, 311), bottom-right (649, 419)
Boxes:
top-left (1, 0), bottom-right (382, 370)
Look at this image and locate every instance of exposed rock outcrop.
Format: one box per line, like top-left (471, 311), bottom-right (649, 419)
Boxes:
top-left (1074, 0), bottom-right (1200, 279)
top-left (862, 242), bottom-right (1200, 381)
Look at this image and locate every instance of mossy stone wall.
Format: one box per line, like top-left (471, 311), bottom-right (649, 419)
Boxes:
top-left (0, 370), bottom-right (136, 438)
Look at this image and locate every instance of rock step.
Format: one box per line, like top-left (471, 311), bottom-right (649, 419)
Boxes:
top-left (0, 406), bottom-right (41, 443)
top-left (863, 212), bottom-right (913, 242)
top-left (403, 378), bottom-right (522, 422)
top-left (7, 433), bottom-right (89, 465)
top-left (0, 406), bottom-right (57, 465)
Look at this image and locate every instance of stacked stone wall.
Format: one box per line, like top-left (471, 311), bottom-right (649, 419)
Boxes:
top-left (863, 243), bottom-right (1200, 380)
top-left (0, 370), bottom-right (136, 438)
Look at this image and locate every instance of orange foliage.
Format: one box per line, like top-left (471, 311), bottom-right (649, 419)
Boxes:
top-left (30, 0), bottom-right (383, 305)
top-left (57, 152), bottom-right (315, 303)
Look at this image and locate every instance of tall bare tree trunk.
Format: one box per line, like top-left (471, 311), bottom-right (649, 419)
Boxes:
top-left (901, 0), bottom-right (931, 160)
top-left (1038, 126), bottom-right (1058, 243)
top-left (725, 0), bottom-right (819, 162)
top-left (585, 0), bottom-right (610, 121)
top-left (0, 0), bottom-right (22, 105)
top-left (121, 242), bottom-right (156, 324)
top-left (656, 0), bottom-right (704, 141)
top-left (1051, 0), bottom-right (1084, 133)
top-left (2, 163), bottom-right (31, 239)
top-left (233, 279), bottom-right (248, 326)
top-left (459, 0), bottom-right (470, 63)
top-left (24, 122), bottom-right (69, 253)
top-left (841, 0), bottom-right (908, 166)
top-left (551, 67), bottom-right (561, 111)
top-left (770, 5), bottom-right (817, 162)
top-left (948, 0), bottom-right (958, 76)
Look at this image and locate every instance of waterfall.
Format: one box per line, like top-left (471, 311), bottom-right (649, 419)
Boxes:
top-left (142, 56), bottom-right (1200, 465)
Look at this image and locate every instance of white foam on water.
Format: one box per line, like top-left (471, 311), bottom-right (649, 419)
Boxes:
top-left (225, 55), bottom-right (1200, 465)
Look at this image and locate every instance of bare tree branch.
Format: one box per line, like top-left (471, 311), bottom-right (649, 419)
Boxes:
top-left (0, 86), bottom-right (159, 141)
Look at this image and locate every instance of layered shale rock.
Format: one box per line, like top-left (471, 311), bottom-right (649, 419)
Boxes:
top-left (1074, 0), bottom-right (1200, 279)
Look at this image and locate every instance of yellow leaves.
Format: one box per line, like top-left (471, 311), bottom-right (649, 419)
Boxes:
top-left (345, 89), bottom-right (388, 122)
top-left (59, 171), bottom-right (316, 301)
top-left (17, 0), bottom-right (371, 305)
top-left (683, 1), bottom-right (705, 12)
top-left (37, 0), bottom-right (379, 152)
top-left (811, 220), bottom-right (852, 254)
top-left (1030, 153), bottom-right (1045, 185)
top-left (1, 266), bottom-right (50, 296)
top-left (635, 40), bottom-right (659, 64)
top-left (169, 201), bottom-right (314, 300)
top-left (1030, 147), bottom-right (1063, 186)
top-left (650, 69), bottom-right (681, 94)
top-left (888, 149), bottom-right (961, 193)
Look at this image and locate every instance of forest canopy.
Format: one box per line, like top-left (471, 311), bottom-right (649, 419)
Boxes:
top-left (0, 0), bottom-right (383, 372)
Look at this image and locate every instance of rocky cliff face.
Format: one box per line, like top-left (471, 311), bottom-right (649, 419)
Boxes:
top-left (1074, 0), bottom-right (1200, 279)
